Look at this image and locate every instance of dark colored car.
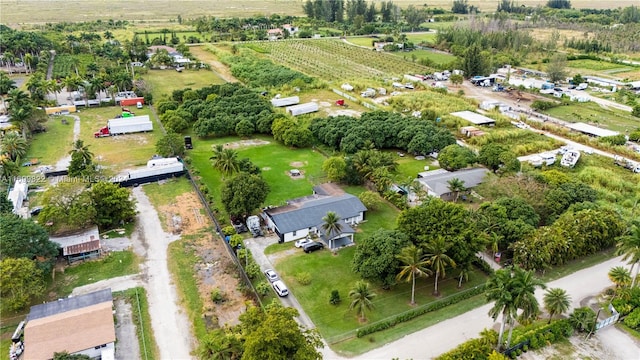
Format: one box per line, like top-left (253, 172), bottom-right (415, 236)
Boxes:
top-left (303, 241), bottom-right (324, 253)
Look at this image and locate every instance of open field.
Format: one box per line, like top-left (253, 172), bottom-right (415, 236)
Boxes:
top-left (240, 39), bottom-right (431, 81)
top-left (143, 68), bottom-right (225, 102)
top-left (75, 106), bottom-right (161, 173)
top-left (540, 101), bottom-right (639, 133)
top-left (2, 1), bottom-right (637, 25)
top-left (566, 59), bottom-right (633, 72)
top-left (21, 115), bottom-right (75, 174)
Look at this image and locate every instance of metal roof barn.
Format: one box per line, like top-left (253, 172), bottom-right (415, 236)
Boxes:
top-left (271, 96), bottom-right (300, 107)
top-left (286, 102), bottom-right (319, 116)
top-left (566, 122), bottom-right (619, 137)
top-left (450, 110), bottom-right (496, 126)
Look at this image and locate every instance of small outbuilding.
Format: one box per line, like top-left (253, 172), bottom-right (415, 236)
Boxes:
top-left (271, 96), bottom-right (300, 107)
top-left (286, 102), bottom-right (319, 116)
top-left (451, 111), bottom-right (496, 127)
top-left (50, 226), bottom-right (102, 264)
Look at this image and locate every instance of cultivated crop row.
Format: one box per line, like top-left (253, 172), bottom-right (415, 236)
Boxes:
top-left (244, 39), bottom-right (431, 81)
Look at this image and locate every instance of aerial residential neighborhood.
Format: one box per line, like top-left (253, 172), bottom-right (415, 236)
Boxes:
top-left (1, 0), bottom-right (640, 359)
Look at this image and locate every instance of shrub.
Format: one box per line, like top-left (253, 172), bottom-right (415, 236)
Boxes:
top-left (256, 282), bottom-right (271, 297)
top-left (599, 134), bottom-right (627, 146)
top-left (211, 288), bottom-right (225, 303)
top-left (330, 290), bottom-right (341, 305)
top-left (295, 272), bottom-right (312, 285)
top-left (222, 226), bottom-right (236, 236)
top-left (245, 262), bottom-right (260, 279)
top-left (531, 100), bottom-right (559, 111)
top-left (624, 307), bottom-right (640, 330)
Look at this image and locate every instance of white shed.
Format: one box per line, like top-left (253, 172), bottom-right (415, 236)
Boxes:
top-left (341, 83), bottom-right (354, 91)
top-left (286, 102), bottom-right (319, 116)
top-left (271, 96), bottom-right (300, 107)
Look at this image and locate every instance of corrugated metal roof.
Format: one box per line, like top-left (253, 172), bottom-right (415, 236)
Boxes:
top-left (27, 289), bottom-right (112, 321)
top-left (450, 111), bottom-right (496, 125)
top-left (64, 239), bottom-right (101, 256)
top-left (271, 96), bottom-right (300, 107)
top-left (266, 194), bottom-right (366, 234)
top-left (566, 122), bottom-right (619, 137)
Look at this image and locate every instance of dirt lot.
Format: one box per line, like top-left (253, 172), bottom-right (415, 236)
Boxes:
top-left (158, 192), bottom-right (247, 327)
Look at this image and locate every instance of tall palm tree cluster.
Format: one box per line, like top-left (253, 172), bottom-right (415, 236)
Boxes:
top-left (1, 74), bottom-right (38, 181)
top-left (396, 236), bottom-right (457, 305)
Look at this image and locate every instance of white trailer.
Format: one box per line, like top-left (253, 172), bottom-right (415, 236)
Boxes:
top-left (286, 102), bottom-right (319, 116)
top-left (128, 162), bottom-right (184, 180)
top-left (103, 115), bottom-right (153, 136)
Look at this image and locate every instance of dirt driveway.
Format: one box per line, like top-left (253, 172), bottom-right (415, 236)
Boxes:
top-left (132, 187), bottom-right (194, 359)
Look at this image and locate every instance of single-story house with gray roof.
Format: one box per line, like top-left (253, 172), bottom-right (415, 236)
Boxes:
top-left (263, 184), bottom-right (367, 248)
top-left (414, 168), bottom-right (489, 200)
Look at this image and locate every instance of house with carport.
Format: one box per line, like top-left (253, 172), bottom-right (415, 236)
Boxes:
top-left (262, 183), bottom-right (366, 250)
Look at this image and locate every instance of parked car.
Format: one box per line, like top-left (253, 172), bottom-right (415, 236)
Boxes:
top-left (272, 280), bottom-right (289, 297)
top-left (30, 206), bottom-right (43, 216)
top-left (303, 241), bottom-right (324, 253)
top-left (264, 269), bottom-right (279, 283)
top-left (295, 238), bottom-right (313, 248)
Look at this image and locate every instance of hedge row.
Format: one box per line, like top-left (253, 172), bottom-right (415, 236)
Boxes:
top-left (356, 284), bottom-right (486, 338)
top-left (506, 320), bottom-right (574, 358)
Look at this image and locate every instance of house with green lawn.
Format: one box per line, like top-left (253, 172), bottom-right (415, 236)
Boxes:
top-left (262, 183), bottom-right (366, 249)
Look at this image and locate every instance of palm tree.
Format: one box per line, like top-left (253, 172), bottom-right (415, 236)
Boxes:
top-left (1, 131), bottom-right (28, 161)
top-left (424, 236), bottom-right (456, 296)
top-left (0, 72), bottom-right (17, 111)
top-left (506, 267), bottom-right (546, 347)
top-left (321, 211), bottom-right (343, 241)
top-left (349, 281), bottom-right (376, 322)
top-left (543, 288), bottom-right (571, 324)
top-left (396, 245), bottom-right (432, 305)
top-left (210, 145), bottom-right (240, 177)
top-left (69, 140), bottom-right (94, 165)
top-left (457, 261), bottom-right (472, 288)
top-left (447, 177), bottom-right (466, 202)
top-left (486, 268), bottom-right (516, 351)
top-left (608, 266), bottom-right (631, 289)
top-left (616, 224), bottom-right (640, 287)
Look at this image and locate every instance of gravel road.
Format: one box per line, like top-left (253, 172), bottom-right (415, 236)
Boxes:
top-left (132, 186), bottom-right (194, 359)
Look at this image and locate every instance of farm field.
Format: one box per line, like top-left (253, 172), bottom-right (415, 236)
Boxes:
top-left (395, 49), bottom-right (457, 65)
top-left (566, 59), bottom-right (633, 72)
top-left (75, 106), bottom-right (161, 173)
top-left (3, 0), bottom-right (637, 25)
top-left (239, 39), bottom-right (432, 81)
top-left (143, 68), bottom-right (225, 102)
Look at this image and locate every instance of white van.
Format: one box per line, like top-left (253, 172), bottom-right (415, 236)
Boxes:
top-left (272, 280), bottom-right (289, 297)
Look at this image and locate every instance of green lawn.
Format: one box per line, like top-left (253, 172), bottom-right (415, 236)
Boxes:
top-left (144, 177), bottom-right (193, 207)
top-left (566, 59), bottom-right (632, 72)
top-left (274, 246), bottom-right (488, 349)
top-left (21, 115), bottom-right (75, 174)
top-left (50, 251), bottom-right (139, 297)
top-left (75, 107), bottom-right (161, 173)
top-left (394, 49), bottom-right (456, 65)
top-left (189, 135), bottom-right (326, 217)
top-left (539, 102), bottom-right (639, 134)
top-left (395, 153), bottom-right (437, 180)
top-left (143, 68), bottom-right (225, 102)
top-left (405, 33), bottom-right (437, 44)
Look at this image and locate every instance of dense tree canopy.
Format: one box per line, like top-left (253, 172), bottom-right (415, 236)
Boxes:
top-left (352, 229), bottom-right (411, 288)
top-left (397, 198), bottom-right (484, 265)
top-left (0, 258), bottom-right (45, 311)
top-left (437, 144), bottom-right (477, 171)
top-left (39, 182), bottom-right (97, 233)
top-left (90, 182), bottom-right (137, 229)
top-left (310, 111), bottom-right (455, 154)
top-left (0, 214), bottom-right (59, 271)
top-left (155, 132), bottom-right (186, 157)
top-left (221, 172), bottom-right (270, 219)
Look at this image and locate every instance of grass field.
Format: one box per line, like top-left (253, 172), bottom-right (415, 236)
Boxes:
top-left (566, 59), bottom-right (632, 72)
top-left (21, 115), bottom-right (75, 173)
top-left (143, 68), bottom-right (225, 102)
top-left (539, 101), bottom-right (639, 133)
top-left (395, 49), bottom-right (457, 65)
top-left (75, 106), bottom-right (161, 173)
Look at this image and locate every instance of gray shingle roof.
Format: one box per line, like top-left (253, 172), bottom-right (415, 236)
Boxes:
top-left (417, 168), bottom-right (489, 197)
top-left (267, 194), bottom-right (366, 234)
top-left (27, 288), bottom-right (112, 321)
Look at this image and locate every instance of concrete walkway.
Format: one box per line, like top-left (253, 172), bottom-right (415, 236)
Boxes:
top-left (477, 252), bottom-right (502, 271)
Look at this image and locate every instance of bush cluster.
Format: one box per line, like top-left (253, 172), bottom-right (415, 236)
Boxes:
top-left (356, 285), bottom-right (485, 337)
